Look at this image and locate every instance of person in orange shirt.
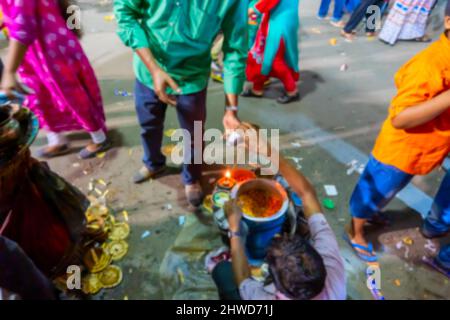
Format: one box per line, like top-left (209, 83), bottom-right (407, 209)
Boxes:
top-left (345, 2), bottom-right (450, 264)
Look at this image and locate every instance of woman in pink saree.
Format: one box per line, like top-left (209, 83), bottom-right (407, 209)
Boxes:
top-left (0, 0), bottom-right (109, 159)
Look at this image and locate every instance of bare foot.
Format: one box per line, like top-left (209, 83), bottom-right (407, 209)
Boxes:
top-left (340, 30), bottom-right (355, 41)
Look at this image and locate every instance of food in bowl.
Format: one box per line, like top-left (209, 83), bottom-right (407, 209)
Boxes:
top-left (237, 188), bottom-right (283, 218)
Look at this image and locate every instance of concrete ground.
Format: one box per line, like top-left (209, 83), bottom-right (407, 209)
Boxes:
top-left (5, 0), bottom-right (450, 299)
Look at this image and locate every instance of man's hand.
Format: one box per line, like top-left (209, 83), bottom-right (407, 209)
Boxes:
top-left (136, 47), bottom-right (181, 106)
top-left (223, 110), bottom-right (241, 132)
top-left (151, 66), bottom-right (181, 106)
top-left (224, 200), bottom-right (242, 232)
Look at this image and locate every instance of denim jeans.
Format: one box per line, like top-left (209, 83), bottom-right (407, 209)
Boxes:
top-left (212, 261), bottom-right (242, 300)
top-left (318, 0), bottom-right (346, 21)
top-left (343, 0), bottom-right (385, 33)
top-left (351, 157), bottom-right (450, 235)
top-left (134, 80), bottom-right (207, 185)
top-left (424, 171), bottom-right (450, 234)
top-left (0, 236), bottom-right (56, 299)
top-left (437, 244), bottom-right (450, 269)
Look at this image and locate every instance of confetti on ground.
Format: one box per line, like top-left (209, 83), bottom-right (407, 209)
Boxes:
top-left (128, 148), bottom-right (133, 156)
top-left (286, 156), bottom-right (303, 164)
top-left (141, 230), bottom-right (151, 239)
top-left (164, 128), bottom-right (177, 138)
top-left (329, 38), bottom-right (338, 46)
top-left (340, 64), bottom-right (348, 72)
top-left (310, 27), bottom-right (321, 34)
top-left (104, 15), bottom-right (115, 22)
top-left (161, 144), bottom-right (176, 157)
top-left (73, 162), bottom-right (80, 168)
top-left (291, 141), bottom-right (302, 148)
top-left (122, 210), bottom-right (129, 222)
top-left (179, 216), bottom-right (186, 226)
top-left (114, 89), bottom-right (133, 97)
top-left (96, 152), bottom-right (106, 159)
top-left (324, 185), bottom-right (338, 197)
top-left (177, 268), bottom-right (185, 284)
top-left (402, 237), bottom-right (414, 246)
top-left (322, 198), bottom-right (335, 210)
top-left (166, 204), bottom-right (173, 211)
top-left (394, 279), bottom-right (401, 286)
top-left (346, 159), bottom-right (365, 175)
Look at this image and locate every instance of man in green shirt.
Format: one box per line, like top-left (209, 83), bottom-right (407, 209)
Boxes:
top-left (114, 0), bottom-right (248, 206)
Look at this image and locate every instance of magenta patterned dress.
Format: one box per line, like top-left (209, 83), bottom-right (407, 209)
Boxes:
top-left (0, 0), bottom-right (106, 133)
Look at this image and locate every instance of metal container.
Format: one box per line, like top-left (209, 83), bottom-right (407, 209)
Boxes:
top-left (231, 179), bottom-right (289, 261)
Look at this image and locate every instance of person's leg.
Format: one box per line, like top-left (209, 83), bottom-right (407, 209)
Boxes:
top-left (349, 156), bottom-right (413, 253)
top-left (211, 261), bottom-right (242, 300)
top-left (423, 171), bottom-right (450, 237)
top-left (175, 88), bottom-right (207, 186)
top-left (134, 79), bottom-right (168, 182)
top-left (252, 75), bottom-right (269, 93)
top-left (318, 0), bottom-right (332, 19)
top-left (272, 59), bottom-right (297, 95)
top-left (436, 244), bottom-right (450, 271)
top-left (343, 0), bottom-right (374, 34)
top-left (0, 236), bottom-right (56, 300)
top-left (78, 129), bottom-right (111, 159)
top-left (331, 0), bottom-right (346, 22)
top-left (271, 41), bottom-right (299, 104)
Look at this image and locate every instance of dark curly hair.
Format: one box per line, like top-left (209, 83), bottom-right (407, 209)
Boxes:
top-left (266, 233), bottom-right (327, 300)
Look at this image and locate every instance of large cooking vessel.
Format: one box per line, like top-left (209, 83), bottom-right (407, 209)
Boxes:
top-left (231, 178), bottom-right (289, 262)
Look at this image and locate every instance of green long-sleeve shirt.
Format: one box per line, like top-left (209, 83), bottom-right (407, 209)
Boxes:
top-left (114, 0), bottom-right (248, 95)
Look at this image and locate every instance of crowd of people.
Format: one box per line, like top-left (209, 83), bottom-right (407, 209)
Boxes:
top-left (319, 0), bottom-right (437, 44)
top-left (0, 0), bottom-right (449, 300)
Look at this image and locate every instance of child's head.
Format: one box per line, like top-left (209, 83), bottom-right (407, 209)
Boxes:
top-left (266, 233), bottom-right (327, 300)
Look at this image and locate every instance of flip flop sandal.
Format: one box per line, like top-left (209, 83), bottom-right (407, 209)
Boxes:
top-left (414, 36), bottom-right (432, 43)
top-left (423, 256), bottom-right (450, 279)
top-left (78, 140), bottom-right (111, 160)
top-left (343, 233), bottom-right (378, 263)
top-left (35, 144), bottom-right (70, 158)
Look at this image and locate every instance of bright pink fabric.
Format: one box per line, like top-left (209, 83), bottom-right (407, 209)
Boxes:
top-left (1, 0), bottom-right (106, 133)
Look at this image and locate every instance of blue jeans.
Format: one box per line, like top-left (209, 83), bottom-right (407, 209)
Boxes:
top-left (424, 171), bottom-right (450, 234)
top-left (343, 0), bottom-right (385, 33)
top-left (350, 157), bottom-right (450, 236)
top-left (318, 0), bottom-right (346, 21)
top-left (134, 80), bottom-right (207, 185)
top-left (437, 244), bottom-right (450, 269)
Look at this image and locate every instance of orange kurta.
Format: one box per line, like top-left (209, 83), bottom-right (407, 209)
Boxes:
top-left (372, 34), bottom-right (450, 175)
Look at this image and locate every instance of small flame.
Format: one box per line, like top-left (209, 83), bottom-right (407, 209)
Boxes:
top-left (225, 170), bottom-right (231, 179)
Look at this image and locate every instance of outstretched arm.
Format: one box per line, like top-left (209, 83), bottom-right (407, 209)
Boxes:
top-left (278, 157), bottom-right (322, 219)
top-left (225, 201), bottom-right (251, 286)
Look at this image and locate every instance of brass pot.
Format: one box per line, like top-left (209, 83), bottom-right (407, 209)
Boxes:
top-left (0, 106), bottom-right (21, 149)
